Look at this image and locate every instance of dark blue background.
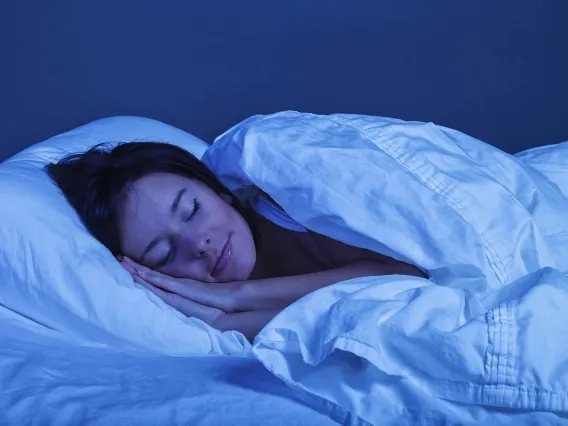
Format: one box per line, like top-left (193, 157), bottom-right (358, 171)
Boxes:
top-left (1, 1), bottom-right (567, 160)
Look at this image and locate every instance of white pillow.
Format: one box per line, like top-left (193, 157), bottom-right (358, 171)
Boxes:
top-left (0, 116), bottom-right (250, 356)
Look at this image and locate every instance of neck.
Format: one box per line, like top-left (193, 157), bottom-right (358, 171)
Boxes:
top-left (248, 212), bottom-right (277, 280)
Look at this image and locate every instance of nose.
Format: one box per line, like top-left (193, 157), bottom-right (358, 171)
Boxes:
top-left (189, 234), bottom-right (212, 259)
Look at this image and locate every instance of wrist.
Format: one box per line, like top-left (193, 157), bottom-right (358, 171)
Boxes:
top-left (224, 280), bottom-right (248, 313)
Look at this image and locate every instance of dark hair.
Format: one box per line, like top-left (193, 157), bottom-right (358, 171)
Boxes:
top-left (46, 142), bottom-right (255, 256)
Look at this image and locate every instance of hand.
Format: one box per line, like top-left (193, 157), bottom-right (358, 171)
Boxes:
top-left (119, 257), bottom-right (239, 318)
top-left (118, 256), bottom-right (225, 325)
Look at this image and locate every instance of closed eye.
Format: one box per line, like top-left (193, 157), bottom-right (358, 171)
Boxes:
top-left (184, 198), bottom-right (201, 222)
top-left (157, 200), bottom-right (201, 268)
top-left (155, 237), bottom-right (175, 268)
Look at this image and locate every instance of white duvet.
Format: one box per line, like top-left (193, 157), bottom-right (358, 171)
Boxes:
top-left (202, 112), bottom-right (568, 425)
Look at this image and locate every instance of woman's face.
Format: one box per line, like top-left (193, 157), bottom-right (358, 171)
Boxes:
top-left (118, 173), bottom-right (257, 283)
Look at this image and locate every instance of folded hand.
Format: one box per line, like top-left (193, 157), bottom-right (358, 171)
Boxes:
top-left (119, 256), bottom-right (239, 325)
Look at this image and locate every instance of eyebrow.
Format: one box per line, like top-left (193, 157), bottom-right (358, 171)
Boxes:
top-left (140, 188), bottom-right (186, 263)
top-left (171, 188), bottom-right (186, 214)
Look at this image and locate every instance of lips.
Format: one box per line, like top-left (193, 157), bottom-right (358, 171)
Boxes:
top-left (211, 236), bottom-right (232, 278)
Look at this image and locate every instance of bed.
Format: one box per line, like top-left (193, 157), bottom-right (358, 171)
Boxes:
top-left (1, 113), bottom-right (568, 425)
top-left (3, 2), bottom-right (568, 423)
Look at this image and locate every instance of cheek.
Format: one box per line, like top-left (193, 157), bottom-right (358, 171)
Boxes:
top-left (119, 229), bottom-right (146, 259)
top-left (208, 200), bottom-right (239, 228)
top-left (231, 210), bottom-right (256, 255)
top-left (166, 255), bottom-right (214, 281)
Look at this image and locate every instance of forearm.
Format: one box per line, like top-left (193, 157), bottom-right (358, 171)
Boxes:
top-left (212, 310), bottom-right (280, 342)
top-left (235, 260), bottom-right (425, 312)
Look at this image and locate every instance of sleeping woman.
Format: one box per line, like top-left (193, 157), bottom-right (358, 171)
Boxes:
top-left (46, 142), bottom-right (425, 341)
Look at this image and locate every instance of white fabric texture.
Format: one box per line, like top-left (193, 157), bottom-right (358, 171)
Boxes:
top-left (251, 193), bottom-right (308, 232)
top-left (0, 305), bottom-right (334, 425)
top-left (515, 141), bottom-right (568, 199)
top-left (0, 116), bottom-right (250, 356)
top-left (202, 111), bottom-right (568, 425)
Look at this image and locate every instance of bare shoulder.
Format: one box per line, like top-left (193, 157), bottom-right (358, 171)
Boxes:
top-left (252, 214), bottom-right (333, 277)
top-left (308, 232), bottom-right (398, 267)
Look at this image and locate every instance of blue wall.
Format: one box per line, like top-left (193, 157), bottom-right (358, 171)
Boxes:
top-left (1, 1), bottom-right (567, 160)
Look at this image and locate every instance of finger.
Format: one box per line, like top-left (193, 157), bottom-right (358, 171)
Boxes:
top-left (133, 273), bottom-right (189, 308)
top-left (134, 274), bottom-right (223, 323)
top-left (123, 257), bottom-right (227, 311)
top-left (142, 270), bottom-right (230, 311)
top-left (123, 257), bottom-right (172, 282)
top-left (132, 274), bottom-right (170, 299)
top-left (122, 256), bottom-right (151, 272)
top-left (119, 261), bottom-right (137, 276)
top-left (171, 298), bottom-right (224, 324)
top-left (121, 257), bottom-right (195, 299)
top-left (132, 275), bottom-right (194, 314)
top-left (137, 268), bottom-right (186, 294)
top-left (122, 256), bottom-right (145, 272)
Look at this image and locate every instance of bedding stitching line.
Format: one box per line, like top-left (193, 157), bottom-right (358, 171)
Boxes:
top-left (329, 333), bottom-right (567, 409)
top-left (433, 127), bottom-right (558, 274)
top-left (484, 302), bottom-right (517, 405)
top-left (337, 118), bottom-right (506, 275)
top-left (505, 301), bottom-right (517, 388)
top-left (443, 127), bottom-right (555, 221)
top-left (246, 115), bottom-right (509, 285)
top-left (398, 155), bottom-right (508, 283)
top-left (314, 116), bottom-right (508, 283)
top-left (485, 307), bottom-right (497, 401)
top-left (293, 115), bottom-right (508, 283)
top-left (387, 144), bottom-right (509, 284)
top-left (495, 303), bottom-right (505, 404)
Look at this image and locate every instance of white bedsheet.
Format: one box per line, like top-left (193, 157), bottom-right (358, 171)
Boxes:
top-left (203, 112), bottom-right (568, 425)
top-left (0, 305), bottom-right (336, 425)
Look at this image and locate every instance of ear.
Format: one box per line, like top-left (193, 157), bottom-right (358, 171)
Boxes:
top-left (220, 193), bottom-right (233, 205)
